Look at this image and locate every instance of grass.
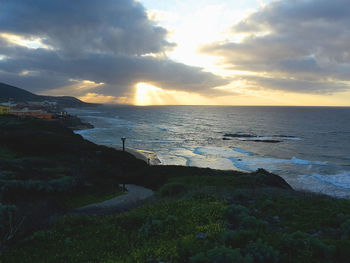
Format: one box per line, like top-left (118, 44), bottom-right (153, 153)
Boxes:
top-left (1, 115), bottom-right (350, 262)
top-left (61, 190), bottom-right (125, 209)
top-left (2, 197), bottom-right (227, 263)
top-left (0, 146), bottom-right (17, 159)
top-left (3, 178), bottom-right (350, 263)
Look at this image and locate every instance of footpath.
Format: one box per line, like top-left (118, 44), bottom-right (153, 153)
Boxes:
top-left (75, 184), bottom-right (154, 215)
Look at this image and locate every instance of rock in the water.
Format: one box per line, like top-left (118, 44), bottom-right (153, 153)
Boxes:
top-left (243, 139), bottom-right (281, 143)
top-left (224, 133), bottom-right (256, 138)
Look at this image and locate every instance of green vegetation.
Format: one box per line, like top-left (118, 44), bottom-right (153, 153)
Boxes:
top-left (3, 183), bottom-right (350, 263)
top-left (0, 147), bottom-right (17, 159)
top-left (62, 190), bottom-right (125, 209)
top-left (1, 115), bottom-right (350, 263)
top-left (0, 115), bottom-right (146, 246)
top-left (3, 197), bottom-right (227, 263)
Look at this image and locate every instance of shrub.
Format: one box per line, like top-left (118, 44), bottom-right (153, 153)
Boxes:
top-left (0, 177), bottom-right (76, 202)
top-left (0, 147), bottom-right (17, 159)
top-left (189, 191), bottom-right (218, 201)
top-left (0, 204), bottom-right (23, 247)
top-left (56, 214), bottom-right (95, 229)
top-left (48, 177), bottom-right (76, 193)
top-left (223, 205), bottom-right (249, 226)
top-left (159, 183), bottom-right (186, 197)
top-left (221, 230), bottom-right (257, 248)
top-left (340, 219), bottom-right (350, 239)
top-left (239, 216), bottom-right (267, 231)
top-left (309, 237), bottom-right (334, 260)
top-left (280, 231), bottom-right (334, 262)
top-left (189, 246), bottom-right (253, 263)
top-left (30, 230), bottom-right (54, 241)
top-left (335, 239), bottom-right (350, 262)
top-left (244, 239), bottom-right (279, 263)
top-left (189, 252), bottom-right (207, 263)
top-left (232, 189), bottom-right (249, 201)
top-left (139, 216), bottom-right (164, 237)
top-left (282, 231), bottom-right (310, 251)
top-left (260, 199), bottom-right (274, 209)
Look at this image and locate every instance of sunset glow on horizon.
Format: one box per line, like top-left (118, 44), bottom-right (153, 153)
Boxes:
top-left (1, 0), bottom-right (350, 106)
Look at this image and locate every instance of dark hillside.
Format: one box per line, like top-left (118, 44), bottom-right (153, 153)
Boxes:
top-left (0, 82), bottom-right (95, 107)
top-left (0, 115), bottom-right (146, 245)
top-left (0, 82), bottom-right (38, 101)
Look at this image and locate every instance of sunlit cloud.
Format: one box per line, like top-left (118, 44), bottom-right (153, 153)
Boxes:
top-left (1, 0), bottom-right (350, 106)
top-left (200, 0), bottom-right (350, 98)
top-left (19, 70), bottom-right (40, 76)
top-left (79, 93), bottom-right (131, 104)
top-left (39, 79), bottom-right (105, 97)
top-left (0, 0), bottom-right (227, 103)
top-left (165, 4), bottom-right (254, 70)
top-left (146, 9), bottom-right (179, 23)
top-left (0, 33), bottom-right (52, 49)
top-left (134, 82), bottom-right (217, 106)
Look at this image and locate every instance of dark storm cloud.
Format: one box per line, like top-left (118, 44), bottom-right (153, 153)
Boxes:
top-left (0, 40), bottom-right (229, 96)
top-left (0, 0), bottom-right (173, 56)
top-left (201, 0), bottom-right (350, 94)
top-left (0, 0), bottom-right (228, 97)
top-left (243, 76), bottom-right (349, 94)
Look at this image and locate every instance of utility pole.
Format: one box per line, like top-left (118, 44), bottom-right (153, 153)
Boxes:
top-left (121, 137), bottom-right (126, 152)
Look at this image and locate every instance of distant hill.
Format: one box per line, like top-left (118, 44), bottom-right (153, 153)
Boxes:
top-left (0, 82), bottom-right (96, 107)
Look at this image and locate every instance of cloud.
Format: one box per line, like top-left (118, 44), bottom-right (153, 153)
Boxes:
top-left (242, 76), bottom-right (349, 94)
top-left (0, 0), bottom-right (228, 99)
top-left (78, 93), bottom-right (130, 104)
top-left (0, 43), bottom-right (229, 96)
top-left (201, 0), bottom-right (350, 94)
top-left (0, 0), bottom-right (174, 56)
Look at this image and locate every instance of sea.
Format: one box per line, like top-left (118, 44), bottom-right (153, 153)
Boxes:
top-left (67, 106), bottom-right (350, 198)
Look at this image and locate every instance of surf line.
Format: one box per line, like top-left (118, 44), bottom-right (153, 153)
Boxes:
top-left (110, 145), bottom-right (161, 166)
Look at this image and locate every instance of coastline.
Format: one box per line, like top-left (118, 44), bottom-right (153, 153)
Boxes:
top-left (68, 109), bottom-right (350, 200)
top-left (68, 113), bottom-right (162, 166)
top-left (109, 145), bottom-right (162, 166)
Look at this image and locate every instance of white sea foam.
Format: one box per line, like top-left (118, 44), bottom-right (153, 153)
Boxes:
top-left (158, 154), bottom-right (187, 166)
top-left (231, 157), bottom-right (290, 172)
top-left (81, 115), bottom-right (120, 123)
top-left (68, 106), bottom-right (350, 199)
top-left (194, 146), bottom-right (245, 158)
top-left (229, 158), bottom-right (251, 171)
top-left (74, 127), bottom-right (108, 135)
top-left (164, 146), bottom-right (330, 174)
top-left (281, 137), bottom-right (301, 141)
top-left (233, 148), bottom-right (254, 156)
top-left (286, 172), bottom-right (350, 198)
top-left (238, 136), bottom-right (301, 141)
top-left (291, 157), bottom-right (328, 166)
top-left (186, 155), bottom-right (236, 170)
top-left (312, 172), bottom-right (350, 189)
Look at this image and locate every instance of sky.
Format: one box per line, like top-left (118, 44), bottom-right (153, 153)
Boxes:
top-left (1, 0), bottom-right (350, 106)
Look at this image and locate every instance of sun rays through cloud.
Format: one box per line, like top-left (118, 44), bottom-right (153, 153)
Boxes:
top-left (1, 0), bottom-right (350, 105)
top-left (134, 82), bottom-right (219, 106)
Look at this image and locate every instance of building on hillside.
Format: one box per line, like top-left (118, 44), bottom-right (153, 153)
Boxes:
top-left (0, 101), bottom-right (17, 107)
top-left (0, 105), bottom-right (10, 114)
top-left (10, 109), bottom-right (53, 119)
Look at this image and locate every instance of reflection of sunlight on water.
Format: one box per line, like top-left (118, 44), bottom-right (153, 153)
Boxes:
top-left (68, 105), bottom-right (350, 198)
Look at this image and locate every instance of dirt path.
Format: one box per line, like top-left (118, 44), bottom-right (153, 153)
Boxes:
top-left (75, 184), bottom-right (154, 215)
